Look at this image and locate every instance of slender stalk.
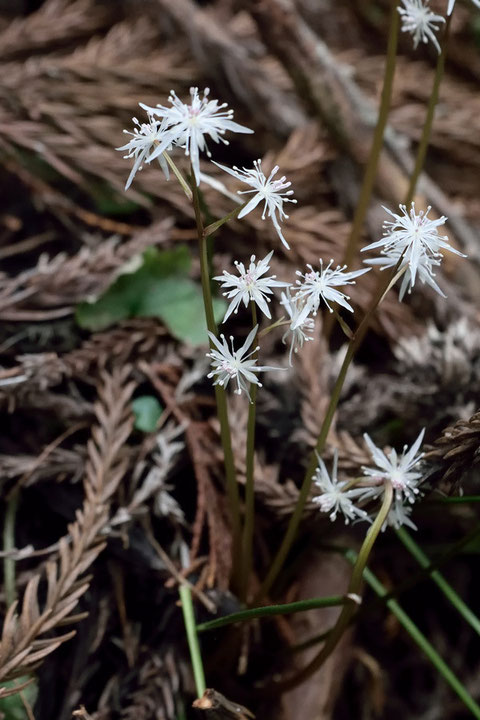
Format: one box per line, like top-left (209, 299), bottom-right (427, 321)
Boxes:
top-left (3, 491), bottom-right (19, 607)
top-left (347, 551), bottom-right (480, 719)
top-left (269, 482), bottom-right (393, 692)
top-left (343, 0), bottom-right (400, 268)
top-left (255, 261), bottom-right (399, 602)
top-left (191, 177), bottom-right (242, 588)
top-left (404, 16), bottom-right (451, 207)
top-left (197, 595), bottom-right (348, 632)
top-left (204, 204), bottom-right (246, 237)
top-left (396, 527), bottom-right (480, 636)
top-left (179, 584), bottom-right (206, 697)
top-left (163, 153), bottom-right (192, 200)
top-left (241, 303), bottom-right (258, 601)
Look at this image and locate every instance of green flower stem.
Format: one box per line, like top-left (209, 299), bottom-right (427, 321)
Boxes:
top-left (404, 16), bottom-right (451, 207)
top-left (163, 153), bottom-right (192, 200)
top-left (3, 491), bottom-right (19, 608)
top-left (346, 549), bottom-right (480, 719)
top-left (191, 177), bottom-right (242, 589)
top-left (197, 595), bottom-right (348, 633)
top-left (342, 0), bottom-right (400, 268)
top-left (204, 204), bottom-right (246, 238)
top-left (241, 303), bottom-right (258, 602)
top-left (396, 527), bottom-right (480, 636)
top-left (255, 260), bottom-right (401, 603)
top-left (179, 584), bottom-right (206, 697)
top-left (270, 482), bottom-right (393, 692)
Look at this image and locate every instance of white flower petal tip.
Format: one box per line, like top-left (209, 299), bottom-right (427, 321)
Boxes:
top-left (117, 112), bottom-right (171, 189)
top-left (312, 450), bottom-right (369, 525)
top-left (398, 0), bottom-right (446, 54)
top-left (212, 159), bottom-right (296, 248)
top-left (140, 88), bottom-right (253, 185)
top-left (361, 429), bottom-right (426, 503)
top-left (214, 251), bottom-right (290, 323)
top-left (362, 203), bottom-right (466, 299)
top-left (206, 327), bottom-right (280, 401)
top-left (293, 259), bottom-right (369, 317)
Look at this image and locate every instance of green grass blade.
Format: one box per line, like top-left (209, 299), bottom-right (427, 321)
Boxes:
top-left (179, 584), bottom-right (206, 697)
top-left (197, 595), bottom-right (347, 632)
top-left (345, 549), bottom-right (480, 719)
top-left (397, 527), bottom-right (480, 637)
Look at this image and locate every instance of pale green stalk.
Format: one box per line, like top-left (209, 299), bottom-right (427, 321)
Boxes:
top-left (347, 550), bottom-right (480, 719)
top-left (343, 0), bottom-right (400, 268)
top-left (191, 177), bottom-right (242, 589)
top-left (404, 16), bottom-right (451, 207)
top-left (179, 584), bottom-right (206, 697)
top-left (241, 303), bottom-right (258, 601)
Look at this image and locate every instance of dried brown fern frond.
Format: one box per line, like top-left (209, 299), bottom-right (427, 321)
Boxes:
top-left (0, 367), bottom-right (135, 696)
top-left (120, 649), bottom-right (186, 720)
top-left (0, 319), bottom-right (170, 408)
top-left (0, 218), bottom-right (172, 321)
top-left (0, 0), bottom-right (111, 63)
top-left (424, 410), bottom-right (480, 488)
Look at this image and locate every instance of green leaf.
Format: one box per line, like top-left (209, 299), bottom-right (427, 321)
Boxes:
top-left (0, 678), bottom-right (38, 719)
top-left (75, 246), bottom-right (225, 346)
top-left (132, 395), bottom-right (163, 432)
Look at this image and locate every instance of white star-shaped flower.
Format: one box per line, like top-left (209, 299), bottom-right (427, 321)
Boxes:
top-left (362, 429), bottom-right (425, 503)
top-left (293, 259), bottom-right (369, 325)
top-left (312, 450), bottom-right (369, 524)
top-left (364, 246), bottom-right (445, 300)
top-left (117, 113), bottom-right (171, 190)
top-left (206, 326), bottom-right (279, 401)
top-left (398, 0), bottom-right (445, 54)
top-left (361, 203), bottom-right (465, 287)
top-left (212, 159), bottom-right (296, 249)
top-left (280, 289), bottom-right (315, 366)
top-left (214, 251), bottom-right (289, 323)
top-left (139, 87), bottom-right (253, 186)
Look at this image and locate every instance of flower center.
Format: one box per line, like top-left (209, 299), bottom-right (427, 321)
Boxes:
top-left (220, 360), bottom-right (237, 377)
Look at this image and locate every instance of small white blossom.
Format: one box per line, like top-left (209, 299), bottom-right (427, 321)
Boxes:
top-left (140, 87), bottom-right (253, 186)
top-left (280, 289), bottom-right (315, 366)
top-left (387, 497), bottom-right (418, 530)
top-left (398, 0), bottom-right (445, 54)
top-left (361, 203), bottom-right (465, 287)
top-left (207, 326), bottom-right (278, 401)
top-left (212, 159), bottom-right (296, 249)
top-left (293, 259), bottom-right (369, 324)
top-left (117, 113), bottom-right (171, 190)
top-left (312, 450), bottom-right (369, 524)
top-left (447, 0), bottom-right (480, 15)
top-left (214, 251), bottom-right (289, 323)
top-left (365, 247), bottom-right (445, 300)
top-left (362, 429), bottom-right (425, 503)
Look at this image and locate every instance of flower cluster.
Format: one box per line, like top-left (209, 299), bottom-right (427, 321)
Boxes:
top-left (118, 90), bottom-right (466, 542)
top-left (313, 430), bottom-right (426, 530)
top-left (362, 203), bottom-right (466, 300)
